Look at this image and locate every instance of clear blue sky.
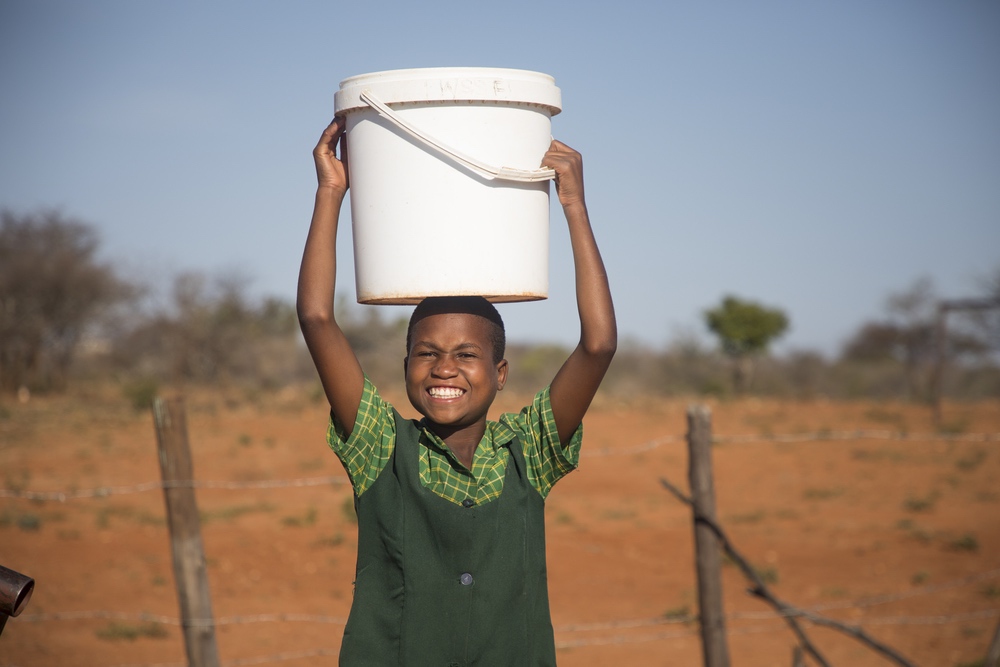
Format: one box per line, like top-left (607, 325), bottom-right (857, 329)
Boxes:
top-left (2, 1), bottom-right (998, 356)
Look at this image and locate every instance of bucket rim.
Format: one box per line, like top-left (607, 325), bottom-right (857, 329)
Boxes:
top-left (335, 67), bottom-right (561, 115)
top-left (338, 67), bottom-right (556, 87)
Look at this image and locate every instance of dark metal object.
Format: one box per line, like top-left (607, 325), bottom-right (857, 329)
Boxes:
top-left (0, 564), bottom-right (34, 637)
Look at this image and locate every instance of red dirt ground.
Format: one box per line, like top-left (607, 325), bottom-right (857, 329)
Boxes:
top-left (1, 387), bottom-right (998, 666)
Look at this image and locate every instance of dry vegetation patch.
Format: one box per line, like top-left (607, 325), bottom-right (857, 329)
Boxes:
top-left (1, 389), bottom-right (999, 666)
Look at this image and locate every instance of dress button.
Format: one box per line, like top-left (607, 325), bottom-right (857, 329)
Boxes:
top-left (460, 572), bottom-right (474, 586)
top-left (462, 498), bottom-right (474, 508)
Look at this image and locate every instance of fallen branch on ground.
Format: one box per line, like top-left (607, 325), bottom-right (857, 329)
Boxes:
top-left (660, 476), bottom-right (918, 667)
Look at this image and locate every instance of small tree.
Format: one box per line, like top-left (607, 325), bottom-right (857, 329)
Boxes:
top-left (704, 295), bottom-right (789, 394)
top-left (970, 266), bottom-right (1000, 351)
top-left (840, 277), bottom-right (989, 401)
top-left (0, 210), bottom-right (135, 391)
top-left (112, 271), bottom-right (302, 386)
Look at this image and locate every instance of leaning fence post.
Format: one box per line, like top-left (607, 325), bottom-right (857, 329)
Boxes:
top-left (153, 396), bottom-right (220, 667)
top-left (687, 404), bottom-right (730, 667)
top-left (986, 618), bottom-right (1000, 667)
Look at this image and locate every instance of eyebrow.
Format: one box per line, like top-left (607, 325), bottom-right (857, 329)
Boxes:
top-left (412, 341), bottom-right (484, 352)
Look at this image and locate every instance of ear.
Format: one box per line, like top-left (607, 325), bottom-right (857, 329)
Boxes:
top-left (495, 359), bottom-right (508, 391)
top-left (403, 356), bottom-right (409, 375)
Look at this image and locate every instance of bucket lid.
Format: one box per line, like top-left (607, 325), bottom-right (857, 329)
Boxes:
top-left (335, 67), bottom-right (562, 115)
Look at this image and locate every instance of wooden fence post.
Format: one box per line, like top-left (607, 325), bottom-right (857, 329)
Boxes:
top-left (687, 404), bottom-right (730, 667)
top-left (153, 396), bottom-right (220, 667)
top-left (986, 618), bottom-right (1000, 667)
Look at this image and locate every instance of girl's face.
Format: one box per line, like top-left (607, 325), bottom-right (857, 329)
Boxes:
top-left (404, 312), bottom-right (507, 430)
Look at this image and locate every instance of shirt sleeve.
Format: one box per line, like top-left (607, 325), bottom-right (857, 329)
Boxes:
top-left (326, 376), bottom-right (396, 497)
top-left (501, 385), bottom-right (584, 499)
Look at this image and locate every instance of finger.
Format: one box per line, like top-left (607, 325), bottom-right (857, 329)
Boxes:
top-left (326, 116), bottom-right (346, 132)
top-left (541, 151), bottom-right (579, 171)
top-left (339, 129), bottom-right (350, 188)
top-left (321, 119), bottom-right (343, 140)
top-left (315, 118), bottom-right (346, 153)
top-left (548, 139), bottom-right (582, 156)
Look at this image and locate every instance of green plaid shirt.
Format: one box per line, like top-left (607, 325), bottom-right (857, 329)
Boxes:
top-left (327, 377), bottom-right (583, 505)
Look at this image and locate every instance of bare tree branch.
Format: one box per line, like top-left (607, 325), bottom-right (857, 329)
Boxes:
top-left (660, 476), bottom-right (918, 667)
top-left (660, 476), bottom-right (832, 667)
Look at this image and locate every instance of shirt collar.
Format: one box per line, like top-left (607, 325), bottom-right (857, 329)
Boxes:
top-left (420, 419), bottom-right (516, 460)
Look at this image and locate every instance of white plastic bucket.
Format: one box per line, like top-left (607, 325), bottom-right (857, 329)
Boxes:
top-left (334, 67), bottom-right (562, 304)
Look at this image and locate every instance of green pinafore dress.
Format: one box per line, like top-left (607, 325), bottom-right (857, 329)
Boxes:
top-left (338, 409), bottom-right (557, 666)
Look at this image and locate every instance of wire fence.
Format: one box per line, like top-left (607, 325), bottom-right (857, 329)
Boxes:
top-left (4, 428), bottom-right (997, 501)
top-left (0, 475), bottom-right (348, 501)
top-left (3, 427), bottom-right (999, 666)
top-left (93, 607), bottom-right (1000, 667)
top-left (581, 428), bottom-right (1000, 458)
top-left (18, 563), bottom-right (1000, 629)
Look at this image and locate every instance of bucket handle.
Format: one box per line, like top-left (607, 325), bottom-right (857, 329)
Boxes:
top-left (359, 89), bottom-right (557, 183)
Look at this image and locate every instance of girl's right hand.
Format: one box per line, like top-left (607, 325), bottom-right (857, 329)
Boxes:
top-left (313, 118), bottom-right (349, 195)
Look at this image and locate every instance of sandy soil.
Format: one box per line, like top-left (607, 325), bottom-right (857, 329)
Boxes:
top-left (1, 387), bottom-right (998, 666)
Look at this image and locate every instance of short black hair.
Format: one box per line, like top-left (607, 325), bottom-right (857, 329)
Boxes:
top-left (406, 296), bottom-right (506, 364)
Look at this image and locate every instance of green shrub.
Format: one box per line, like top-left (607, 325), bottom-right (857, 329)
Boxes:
top-left (662, 605), bottom-right (692, 622)
top-left (955, 449), bottom-right (987, 472)
top-left (121, 378), bottom-right (159, 412)
top-left (199, 502), bottom-right (275, 524)
top-left (96, 621), bottom-right (168, 641)
top-left (341, 496), bottom-right (357, 524)
top-left (903, 493), bottom-right (937, 513)
top-left (947, 534), bottom-right (979, 552)
top-left (803, 487), bottom-right (844, 501)
top-left (281, 507), bottom-right (318, 527)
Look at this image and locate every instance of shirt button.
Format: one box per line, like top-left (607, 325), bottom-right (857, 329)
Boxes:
top-left (460, 572), bottom-right (474, 586)
top-left (462, 498), bottom-right (474, 508)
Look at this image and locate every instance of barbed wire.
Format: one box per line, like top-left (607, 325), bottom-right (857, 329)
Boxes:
top-left (0, 475), bottom-right (348, 501)
top-left (581, 435), bottom-right (682, 457)
top-left (554, 621), bottom-right (786, 649)
top-left (10, 608), bottom-right (993, 667)
top-left (5, 427), bottom-right (996, 666)
top-left (857, 609), bottom-right (1000, 625)
top-left (35, 609), bottom-right (997, 667)
top-left (16, 610), bottom-right (349, 626)
top-left (95, 628), bottom-right (764, 667)
top-left (19, 566), bottom-right (1000, 630)
top-left (581, 430), bottom-right (1000, 459)
top-left (18, 607), bottom-right (995, 631)
top-left (108, 648), bottom-right (340, 667)
top-left (712, 567), bottom-right (1000, 622)
top-left (553, 609), bottom-right (1000, 652)
top-left (555, 607), bottom-right (1000, 635)
top-left (715, 430), bottom-right (1000, 445)
top-left (4, 429), bottom-right (995, 501)
top-left (727, 608), bottom-right (1000, 625)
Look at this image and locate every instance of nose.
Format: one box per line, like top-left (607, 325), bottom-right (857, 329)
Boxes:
top-left (431, 355), bottom-right (458, 378)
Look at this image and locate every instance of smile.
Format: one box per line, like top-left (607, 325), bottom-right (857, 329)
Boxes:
top-left (428, 386), bottom-right (465, 399)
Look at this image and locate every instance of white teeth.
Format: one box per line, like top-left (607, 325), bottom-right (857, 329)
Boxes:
top-left (429, 387), bottom-right (464, 398)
